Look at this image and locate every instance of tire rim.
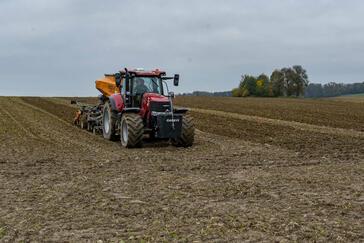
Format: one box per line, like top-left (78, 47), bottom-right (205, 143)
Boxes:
top-left (122, 120), bottom-right (128, 144)
top-left (104, 110), bottom-right (110, 134)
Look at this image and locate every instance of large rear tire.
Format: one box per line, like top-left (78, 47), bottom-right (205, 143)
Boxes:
top-left (120, 113), bottom-right (144, 148)
top-left (172, 114), bottom-right (195, 147)
top-left (102, 102), bottom-right (118, 141)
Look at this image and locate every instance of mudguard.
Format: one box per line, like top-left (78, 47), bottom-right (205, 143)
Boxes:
top-left (174, 107), bottom-right (189, 113)
top-left (109, 94), bottom-right (123, 112)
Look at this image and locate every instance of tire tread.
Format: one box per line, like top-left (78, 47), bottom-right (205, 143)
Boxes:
top-left (172, 114), bottom-right (195, 147)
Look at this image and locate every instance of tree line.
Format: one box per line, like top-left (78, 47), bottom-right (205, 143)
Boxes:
top-left (305, 82), bottom-right (364, 98)
top-left (179, 64), bottom-right (363, 98)
top-left (232, 65), bottom-right (309, 97)
top-left (179, 91), bottom-right (232, 97)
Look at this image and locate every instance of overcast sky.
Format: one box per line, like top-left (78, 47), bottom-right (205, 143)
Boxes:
top-left (1, 0), bottom-right (364, 96)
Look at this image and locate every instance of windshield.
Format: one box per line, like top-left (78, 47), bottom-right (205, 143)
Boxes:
top-left (132, 77), bottom-right (163, 95)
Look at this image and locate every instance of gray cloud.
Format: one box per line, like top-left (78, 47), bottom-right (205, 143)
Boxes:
top-left (1, 0), bottom-right (364, 96)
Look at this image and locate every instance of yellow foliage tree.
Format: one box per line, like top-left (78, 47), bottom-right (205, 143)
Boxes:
top-left (256, 79), bottom-right (265, 96)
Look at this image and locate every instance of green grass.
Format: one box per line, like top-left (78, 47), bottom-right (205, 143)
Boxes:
top-left (330, 93), bottom-right (364, 103)
top-left (340, 93), bottom-right (364, 97)
top-left (0, 227), bottom-right (6, 239)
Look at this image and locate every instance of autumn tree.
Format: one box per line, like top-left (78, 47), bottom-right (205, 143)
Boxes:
top-left (240, 75), bottom-right (257, 96)
top-left (291, 65), bottom-right (309, 96)
top-left (270, 69), bottom-right (285, 96)
top-left (273, 66), bottom-right (309, 97)
top-left (232, 65), bottom-right (309, 97)
top-left (256, 73), bottom-right (270, 96)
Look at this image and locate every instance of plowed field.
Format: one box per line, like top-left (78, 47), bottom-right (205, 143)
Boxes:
top-left (1, 96), bottom-right (363, 242)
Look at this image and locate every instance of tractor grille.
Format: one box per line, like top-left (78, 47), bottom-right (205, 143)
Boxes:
top-left (150, 101), bottom-right (171, 112)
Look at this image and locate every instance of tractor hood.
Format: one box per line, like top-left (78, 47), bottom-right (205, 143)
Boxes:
top-left (141, 93), bottom-right (171, 115)
top-left (144, 93), bottom-right (169, 103)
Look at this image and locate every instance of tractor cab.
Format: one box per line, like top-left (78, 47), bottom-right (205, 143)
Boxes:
top-left (120, 75), bottom-right (165, 108)
top-left (115, 68), bottom-right (178, 109)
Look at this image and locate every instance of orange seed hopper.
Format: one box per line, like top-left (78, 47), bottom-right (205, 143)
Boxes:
top-left (95, 75), bottom-right (120, 98)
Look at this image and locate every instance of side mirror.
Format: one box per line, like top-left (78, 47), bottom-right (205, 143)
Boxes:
top-left (169, 91), bottom-right (175, 98)
top-left (173, 74), bottom-right (179, 86)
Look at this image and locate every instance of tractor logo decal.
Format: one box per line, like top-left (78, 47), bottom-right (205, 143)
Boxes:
top-left (166, 119), bottom-right (180, 123)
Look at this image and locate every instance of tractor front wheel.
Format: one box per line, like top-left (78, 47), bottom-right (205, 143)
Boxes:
top-left (120, 113), bottom-right (144, 148)
top-left (172, 114), bottom-right (195, 147)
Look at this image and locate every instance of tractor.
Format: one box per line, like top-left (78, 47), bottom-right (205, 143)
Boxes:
top-left (73, 68), bottom-right (194, 148)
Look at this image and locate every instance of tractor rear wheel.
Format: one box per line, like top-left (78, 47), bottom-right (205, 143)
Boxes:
top-left (120, 113), bottom-right (144, 148)
top-left (102, 102), bottom-right (118, 141)
top-left (172, 114), bottom-right (195, 147)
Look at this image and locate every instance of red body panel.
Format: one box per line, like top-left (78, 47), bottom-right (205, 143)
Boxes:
top-left (111, 92), bottom-right (169, 116)
top-left (110, 93), bottom-right (124, 112)
top-left (141, 93), bottom-right (169, 119)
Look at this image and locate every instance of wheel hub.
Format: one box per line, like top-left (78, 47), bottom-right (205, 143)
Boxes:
top-left (122, 121), bottom-right (128, 143)
top-left (104, 110), bottom-right (110, 133)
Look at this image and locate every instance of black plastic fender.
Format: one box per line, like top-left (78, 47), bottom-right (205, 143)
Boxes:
top-left (174, 107), bottom-right (189, 114)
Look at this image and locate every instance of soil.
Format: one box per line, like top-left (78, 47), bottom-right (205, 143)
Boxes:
top-left (0, 96), bottom-right (363, 242)
top-left (174, 96), bottom-right (364, 132)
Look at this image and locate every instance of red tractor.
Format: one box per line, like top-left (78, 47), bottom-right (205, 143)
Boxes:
top-left (74, 68), bottom-right (194, 148)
